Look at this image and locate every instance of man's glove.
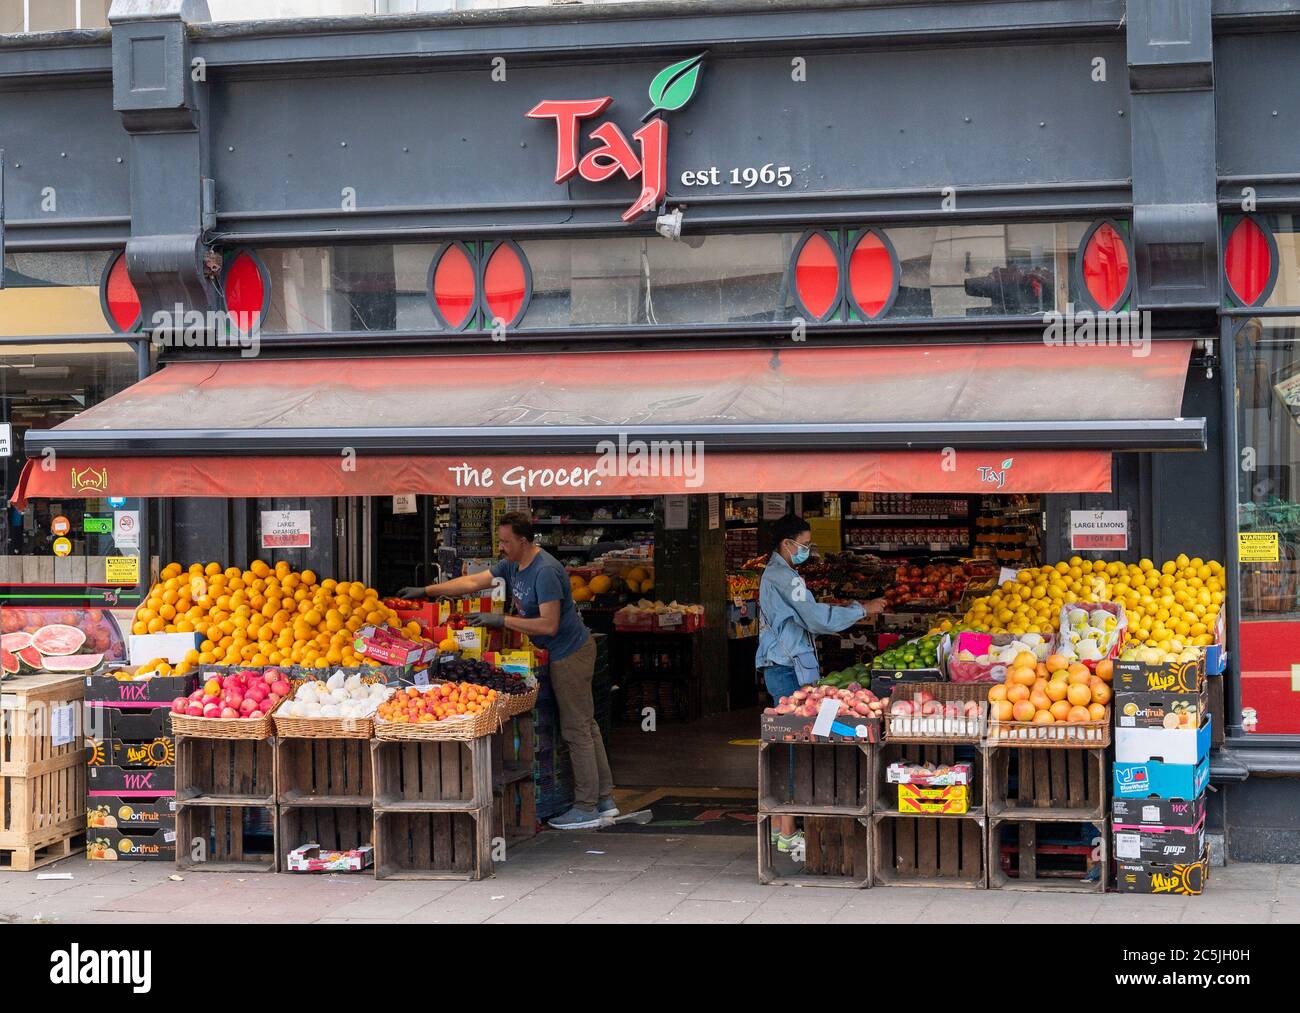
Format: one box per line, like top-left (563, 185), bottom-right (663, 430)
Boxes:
top-left (395, 586), bottom-right (428, 600)
top-left (467, 612), bottom-right (505, 629)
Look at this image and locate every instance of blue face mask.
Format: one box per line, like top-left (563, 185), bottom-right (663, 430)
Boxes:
top-left (789, 542), bottom-right (810, 565)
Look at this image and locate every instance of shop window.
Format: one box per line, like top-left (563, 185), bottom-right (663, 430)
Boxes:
top-left (428, 242), bottom-right (477, 330)
top-left (1235, 314), bottom-right (1300, 735)
top-left (791, 231), bottom-right (841, 322)
top-left (2, 251), bottom-right (116, 337)
top-left (101, 252), bottom-right (142, 333)
top-left (845, 229), bottom-right (899, 321)
top-left (0, 342), bottom-right (139, 575)
top-left (1077, 220), bottom-right (1132, 312)
top-left (1224, 216), bottom-right (1276, 307)
top-left (219, 249), bottom-right (272, 335)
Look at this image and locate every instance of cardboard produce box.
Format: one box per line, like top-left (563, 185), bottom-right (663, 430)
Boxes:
top-left (87, 763), bottom-right (175, 794)
top-left (1114, 849), bottom-right (1209, 896)
top-left (87, 827), bottom-right (176, 862)
top-left (286, 843), bottom-right (374, 873)
top-left (1113, 754), bottom-right (1208, 802)
top-left (84, 702), bottom-right (172, 740)
top-left (760, 710), bottom-right (880, 744)
top-left (84, 672), bottom-right (198, 705)
top-left (1115, 714), bottom-right (1212, 766)
top-left (1116, 684), bottom-right (1208, 730)
top-left (897, 784), bottom-right (969, 814)
top-left (1114, 655), bottom-right (1205, 694)
top-left (1113, 817), bottom-right (1206, 864)
top-left (88, 795), bottom-right (177, 830)
top-left (1112, 793), bottom-right (1206, 830)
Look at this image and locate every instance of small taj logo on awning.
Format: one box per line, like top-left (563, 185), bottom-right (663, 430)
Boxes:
top-left (71, 466), bottom-right (109, 494)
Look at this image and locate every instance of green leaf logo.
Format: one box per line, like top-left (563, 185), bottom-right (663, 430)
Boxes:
top-left (1002, 458), bottom-right (1014, 471)
top-left (645, 53), bottom-right (705, 120)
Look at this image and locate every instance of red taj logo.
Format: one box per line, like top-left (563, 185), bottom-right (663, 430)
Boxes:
top-left (528, 54), bottom-right (704, 223)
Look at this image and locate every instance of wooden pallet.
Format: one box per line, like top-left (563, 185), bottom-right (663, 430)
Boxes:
top-left (275, 736), bottom-right (373, 806)
top-left (987, 746), bottom-right (1107, 821)
top-left (871, 812), bottom-right (987, 888)
top-left (490, 714), bottom-right (536, 792)
top-left (373, 807), bottom-right (493, 880)
top-left (175, 801), bottom-right (278, 873)
top-left (989, 817), bottom-right (1108, 893)
top-left (175, 734), bottom-right (275, 805)
top-left (757, 741), bottom-right (872, 816)
top-left (0, 830), bottom-right (86, 872)
top-left (492, 778), bottom-right (538, 846)
top-left (757, 812), bottom-right (871, 888)
top-left (372, 737), bottom-right (492, 811)
top-left (0, 672), bottom-right (87, 778)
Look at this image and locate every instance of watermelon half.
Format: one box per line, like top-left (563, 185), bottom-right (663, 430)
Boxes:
top-left (31, 624), bottom-right (88, 656)
top-left (1, 631), bottom-right (33, 653)
top-left (40, 652), bottom-right (105, 672)
top-left (16, 646), bottom-right (43, 670)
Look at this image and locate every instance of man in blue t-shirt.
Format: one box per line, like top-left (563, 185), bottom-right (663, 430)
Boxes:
top-left (399, 512), bottom-right (614, 830)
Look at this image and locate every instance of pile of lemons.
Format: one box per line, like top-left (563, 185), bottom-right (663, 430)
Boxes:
top-left (962, 554), bottom-right (1224, 653)
top-left (131, 560), bottom-right (417, 669)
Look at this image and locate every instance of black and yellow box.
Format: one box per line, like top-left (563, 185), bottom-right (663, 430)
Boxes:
top-left (897, 784), bottom-right (969, 815)
top-left (86, 827), bottom-right (176, 862)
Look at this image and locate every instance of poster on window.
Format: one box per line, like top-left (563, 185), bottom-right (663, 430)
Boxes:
top-left (261, 510), bottom-right (312, 549)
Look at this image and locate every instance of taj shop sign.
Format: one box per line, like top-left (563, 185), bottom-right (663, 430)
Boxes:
top-left (528, 54), bottom-right (704, 222)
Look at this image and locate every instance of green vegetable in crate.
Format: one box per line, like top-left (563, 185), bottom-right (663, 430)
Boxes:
top-left (874, 633), bottom-right (943, 671)
top-left (819, 661), bottom-right (870, 688)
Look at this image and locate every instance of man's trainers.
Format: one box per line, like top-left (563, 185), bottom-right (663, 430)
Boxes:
top-left (547, 806), bottom-right (603, 830)
top-left (776, 831), bottom-right (805, 854)
top-left (597, 797), bottom-right (620, 819)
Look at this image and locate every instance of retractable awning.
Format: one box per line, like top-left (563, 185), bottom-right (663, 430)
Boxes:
top-left (14, 342), bottom-right (1202, 503)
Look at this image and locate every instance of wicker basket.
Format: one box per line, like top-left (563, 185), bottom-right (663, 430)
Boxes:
top-left (496, 685), bottom-right (539, 719)
top-left (274, 677), bottom-right (392, 739)
top-left (169, 705), bottom-right (278, 740)
top-left (374, 699), bottom-right (501, 741)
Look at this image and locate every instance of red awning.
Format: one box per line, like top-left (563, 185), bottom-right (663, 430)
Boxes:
top-left (11, 341), bottom-right (1202, 504)
top-left (13, 449), bottom-right (1111, 502)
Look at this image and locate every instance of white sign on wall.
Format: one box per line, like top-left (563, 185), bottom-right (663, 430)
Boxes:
top-left (113, 510), bottom-right (140, 549)
top-left (0, 423), bottom-right (11, 458)
top-left (392, 494), bottom-right (418, 515)
top-left (1069, 510), bottom-right (1128, 551)
top-left (261, 510), bottom-right (312, 549)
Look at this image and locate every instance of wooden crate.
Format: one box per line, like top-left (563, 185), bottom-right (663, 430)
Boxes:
top-left (0, 674), bottom-right (87, 869)
top-left (871, 813), bottom-right (987, 888)
top-left (987, 746), bottom-right (1106, 820)
top-left (989, 817), bottom-right (1108, 893)
top-left (875, 742), bottom-right (984, 817)
top-left (175, 735), bottom-right (275, 805)
top-left (372, 737), bottom-right (491, 811)
top-left (373, 807), bottom-right (492, 880)
top-left (757, 813), bottom-right (870, 888)
top-left (491, 714), bottom-right (536, 793)
top-left (175, 802), bottom-right (277, 873)
top-left (278, 805), bottom-right (373, 873)
top-left (275, 737), bottom-right (373, 806)
top-left (0, 673), bottom-right (86, 777)
top-left (757, 742), bottom-right (872, 816)
top-left (492, 778), bottom-right (538, 845)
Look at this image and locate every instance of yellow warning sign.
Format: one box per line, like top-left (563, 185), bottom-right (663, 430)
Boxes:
top-left (1239, 531), bottom-right (1279, 563)
top-left (106, 555), bottom-right (140, 585)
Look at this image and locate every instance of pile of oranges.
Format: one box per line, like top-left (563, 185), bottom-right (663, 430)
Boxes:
top-left (962, 554), bottom-right (1224, 652)
top-left (376, 683), bottom-right (498, 724)
top-left (132, 560), bottom-right (421, 669)
top-left (986, 652), bottom-right (1113, 725)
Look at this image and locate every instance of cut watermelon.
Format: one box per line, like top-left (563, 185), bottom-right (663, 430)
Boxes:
top-left (39, 652), bottom-right (105, 672)
top-left (1, 631), bottom-right (33, 653)
top-left (30, 624), bottom-right (87, 656)
top-left (16, 646), bottom-right (43, 669)
top-left (1, 648), bottom-right (18, 675)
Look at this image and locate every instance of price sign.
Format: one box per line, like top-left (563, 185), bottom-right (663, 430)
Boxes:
top-left (1069, 510), bottom-right (1128, 551)
top-left (261, 510), bottom-right (311, 548)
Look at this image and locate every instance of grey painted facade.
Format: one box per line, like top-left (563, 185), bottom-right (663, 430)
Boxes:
top-left (3, 0), bottom-right (1300, 860)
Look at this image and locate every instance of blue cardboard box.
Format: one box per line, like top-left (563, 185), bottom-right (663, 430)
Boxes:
top-left (1113, 753), bottom-right (1209, 801)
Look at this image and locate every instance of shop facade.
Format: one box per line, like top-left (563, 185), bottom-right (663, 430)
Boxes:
top-left (3, 0), bottom-right (1300, 861)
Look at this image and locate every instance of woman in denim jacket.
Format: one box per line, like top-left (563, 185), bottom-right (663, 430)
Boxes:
top-left (756, 514), bottom-right (885, 851)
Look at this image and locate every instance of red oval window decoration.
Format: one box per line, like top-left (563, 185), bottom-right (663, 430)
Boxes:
top-left (1224, 217), bottom-right (1274, 306)
top-left (1081, 222), bottom-right (1130, 311)
top-left (793, 231), bottom-right (841, 321)
top-left (431, 243), bottom-right (477, 329)
top-left (223, 251), bottom-right (268, 333)
top-left (483, 242), bottom-right (529, 326)
top-left (846, 230), bottom-right (896, 320)
top-left (102, 252), bottom-right (141, 332)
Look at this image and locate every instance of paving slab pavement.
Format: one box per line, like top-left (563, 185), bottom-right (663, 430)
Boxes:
top-left (0, 832), bottom-right (1291, 923)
